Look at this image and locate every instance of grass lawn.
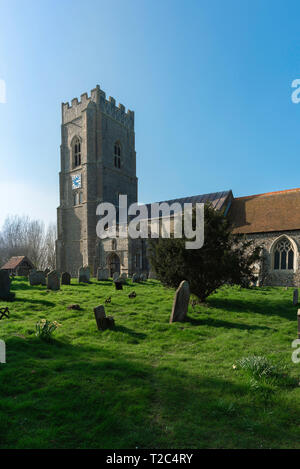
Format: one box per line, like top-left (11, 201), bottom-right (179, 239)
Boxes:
top-left (0, 277), bottom-right (299, 449)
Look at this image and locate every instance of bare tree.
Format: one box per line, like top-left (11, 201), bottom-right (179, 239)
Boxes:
top-left (0, 215), bottom-right (56, 270)
top-left (42, 223), bottom-right (57, 270)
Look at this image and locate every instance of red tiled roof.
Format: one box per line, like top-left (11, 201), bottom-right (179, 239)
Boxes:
top-left (229, 188), bottom-right (300, 234)
top-left (1, 256), bottom-right (29, 270)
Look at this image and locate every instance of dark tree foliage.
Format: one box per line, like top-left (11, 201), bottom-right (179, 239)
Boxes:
top-left (148, 204), bottom-right (261, 301)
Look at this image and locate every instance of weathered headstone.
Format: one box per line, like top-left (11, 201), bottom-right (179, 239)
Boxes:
top-left (113, 272), bottom-right (120, 282)
top-left (78, 266), bottom-right (90, 283)
top-left (47, 270), bottom-right (60, 291)
top-left (293, 289), bottom-right (298, 306)
top-left (120, 273), bottom-right (127, 280)
top-left (97, 268), bottom-right (109, 281)
top-left (0, 270), bottom-right (12, 300)
top-left (29, 269), bottom-right (46, 286)
top-left (94, 305), bottom-right (115, 331)
top-left (114, 281), bottom-right (123, 291)
top-left (61, 272), bottom-right (71, 285)
top-left (132, 273), bottom-right (139, 283)
top-left (148, 271), bottom-right (156, 279)
top-left (140, 273), bottom-right (147, 282)
top-left (169, 280), bottom-right (190, 323)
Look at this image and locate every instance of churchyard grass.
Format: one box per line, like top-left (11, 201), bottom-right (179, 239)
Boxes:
top-left (0, 277), bottom-right (299, 449)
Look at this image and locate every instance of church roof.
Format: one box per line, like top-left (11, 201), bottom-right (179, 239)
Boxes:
top-left (229, 187), bottom-right (300, 234)
top-left (147, 190), bottom-right (233, 212)
top-left (1, 256), bottom-right (33, 271)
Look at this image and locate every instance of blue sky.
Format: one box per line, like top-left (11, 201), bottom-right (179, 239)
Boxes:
top-left (1, 0), bottom-right (300, 227)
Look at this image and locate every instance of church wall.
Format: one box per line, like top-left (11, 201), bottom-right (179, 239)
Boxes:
top-left (245, 230), bottom-right (300, 287)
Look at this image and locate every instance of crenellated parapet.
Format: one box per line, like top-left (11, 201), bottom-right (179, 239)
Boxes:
top-left (62, 85), bottom-right (134, 130)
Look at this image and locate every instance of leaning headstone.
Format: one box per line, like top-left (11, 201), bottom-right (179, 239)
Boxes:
top-left (94, 305), bottom-right (115, 331)
top-left (132, 273), bottom-right (139, 283)
top-left (29, 269), bottom-right (46, 286)
top-left (293, 289), bottom-right (298, 306)
top-left (61, 272), bottom-right (71, 285)
top-left (47, 270), bottom-right (60, 291)
top-left (78, 266), bottom-right (90, 283)
top-left (97, 268), bottom-right (109, 281)
top-left (169, 280), bottom-right (190, 323)
top-left (113, 272), bottom-right (120, 282)
top-left (0, 270), bottom-right (12, 300)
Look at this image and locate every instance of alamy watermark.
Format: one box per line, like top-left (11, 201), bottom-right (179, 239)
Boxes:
top-left (0, 79), bottom-right (6, 104)
top-left (96, 196), bottom-right (204, 249)
top-left (0, 340), bottom-right (6, 364)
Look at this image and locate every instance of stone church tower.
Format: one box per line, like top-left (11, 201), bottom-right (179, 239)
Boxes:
top-left (56, 85), bottom-right (138, 276)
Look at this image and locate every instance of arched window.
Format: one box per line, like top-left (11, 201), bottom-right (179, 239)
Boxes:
top-left (114, 142), bottom-right (121, 169)
top-left (273, 238), bottom-right (294, 270)
top-left (73, 137), bottom-right (81, 168)
top-left (112, 239), bottom-right (117, 250)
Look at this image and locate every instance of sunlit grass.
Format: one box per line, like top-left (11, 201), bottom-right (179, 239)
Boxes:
top-left (0, 278), bottom-right (299, 448)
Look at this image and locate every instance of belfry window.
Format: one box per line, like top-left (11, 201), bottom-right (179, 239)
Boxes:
top-left (114, 142), bottom-right (121, 168)
top-left (273, 238), bottom-right (294, 270)
top-left (73, 137), bottom-right (81, 167)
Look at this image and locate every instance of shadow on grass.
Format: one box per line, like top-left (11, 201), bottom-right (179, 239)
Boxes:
top-left (207, 296), bottom-right (296, 321)
top-left (0, 336), bottom-right (298, 449)
top-left (114, 325), bottom-right (147, 340)
top-left (186, 316), bottom-right (271, 331)
top-left (13, 297), bottom-right (56, 307)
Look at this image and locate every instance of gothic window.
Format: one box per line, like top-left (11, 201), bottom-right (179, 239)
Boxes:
top-left (79, 192), bottom-right (83, 204)
top-left (73, 137), bottom-right (81, 168)
top-left (273, 238), bottom-right (294, 270)
top-left (114, 142), bottom-right (121, 168)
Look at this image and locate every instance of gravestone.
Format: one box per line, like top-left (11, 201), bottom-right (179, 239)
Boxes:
top-left (97, 268), bottom-right (109, 281)
top-left (114, 281), bottom-right (123, 291)
top-left (0, 270), bottom-right (12, 300)
top-left (113, 272), bottom-right (119, 282)
top-left (29, 269), bottom-right (46, 286)
top-left (132, 273), bottom-right (139, 283)
top-left (61, 272), bottom-right (71, 285)
top-left (140, 273), bottom-right (147, 282)
top-left (47, 270), bottom-right (60, 291)
top-left (169, 280), bottom-right (190, 323)
top-left (293, 289), bottom-right (298, 306)
top-left (120, 273), bottom-right (127, 280)
top-left (78, 266), bottom-right (90, 283)
top-left (148, 271), bottom-right (156, 279)
top-left (94, 305), bottom-right (115, 331)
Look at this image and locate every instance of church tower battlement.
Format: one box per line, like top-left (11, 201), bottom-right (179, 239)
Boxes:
top-left (56, 85), bottom-right (138, 276)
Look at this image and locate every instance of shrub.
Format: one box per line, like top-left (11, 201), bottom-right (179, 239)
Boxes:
top-left (149, 204), bottom-right (261, 301)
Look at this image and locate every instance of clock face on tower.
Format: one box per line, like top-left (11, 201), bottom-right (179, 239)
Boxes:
top-left (72, 174), bottom-right (82, 190)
